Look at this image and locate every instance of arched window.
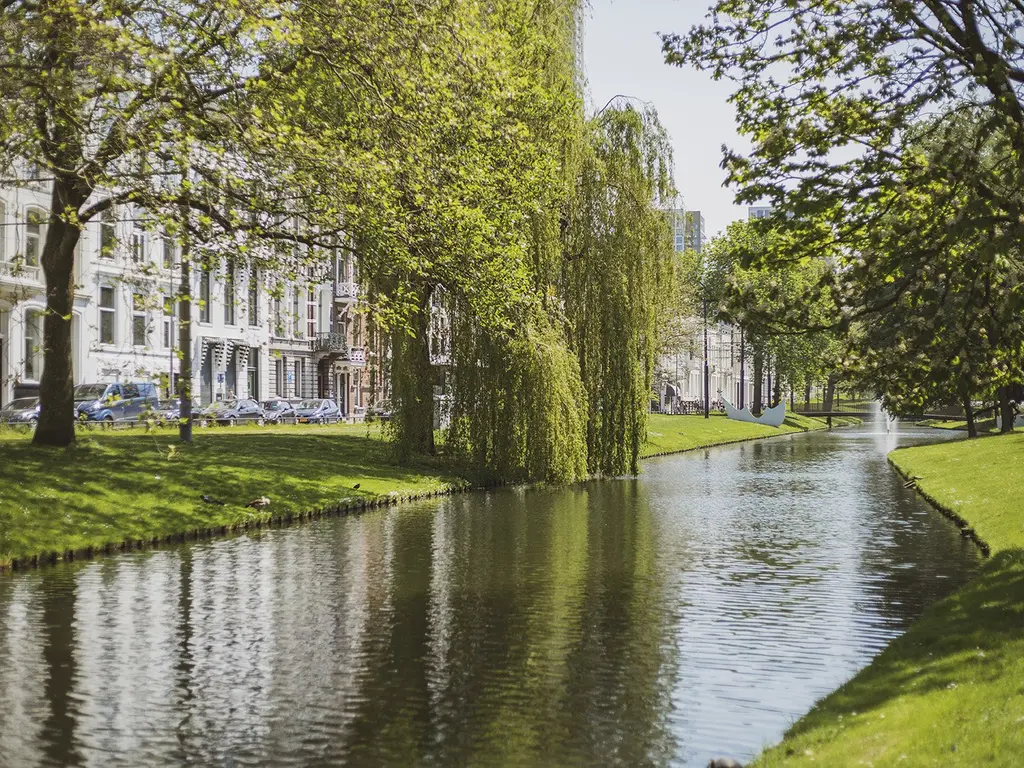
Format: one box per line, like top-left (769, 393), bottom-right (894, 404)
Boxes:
top-left (24, 309), bottom-right (43, 380)
top-left (25, 207), bottom-right (45, 267)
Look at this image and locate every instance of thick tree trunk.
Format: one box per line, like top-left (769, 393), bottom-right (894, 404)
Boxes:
top-left (178, 249), bottom-right (193, 444)
top-left (33, 179), bottom-right (88, 447)
top-left (766, 356), bottom-right (773, 409)
top-left (998, 386), bottom-right (1015, 434)
top-left (963, 396), bottom-right (977, 439)
top-left (804, 381), bottom-right (812, 408)
top-left (773, 372), bottom-right (782, 409)
top-left (752, 348), bottom-right (764, 416)
top-left (823, 374), bottom-right (837, 412)
top-left (393, 281), bottom-right (436, 457)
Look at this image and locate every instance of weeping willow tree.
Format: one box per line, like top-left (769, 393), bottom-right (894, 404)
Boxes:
top-left (564, 104), bottom-right (678, 476)
top-left (343, 1), bottom-right (675, 482)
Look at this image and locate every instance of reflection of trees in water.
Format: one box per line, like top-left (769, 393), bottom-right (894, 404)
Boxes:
top-left (39, 567), bottom-right (83, 767)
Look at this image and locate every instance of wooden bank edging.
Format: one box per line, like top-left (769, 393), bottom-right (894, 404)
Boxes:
top-left (887, 454), bottom-right (992, 557)
top-left (2, 419), bottom-right (850, 573)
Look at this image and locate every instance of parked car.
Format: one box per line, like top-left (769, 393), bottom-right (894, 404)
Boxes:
top-left (201, 398), bottom-right (265, 425)
top-left (261, 398), bottom-right (296, 423)
top-left (367, 399), bottom-right (392, 422)
top-left (0, 397), bottom-right (40, 426)
top-left (149, 398), bottom-right (199, 425)
top-left (75, 382), bottom-right (159, 423)
top-left (294, 398), bottom-right (341, 424)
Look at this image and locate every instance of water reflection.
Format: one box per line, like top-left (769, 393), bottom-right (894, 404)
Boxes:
top-left (0, 426), bottom-right (978, 766)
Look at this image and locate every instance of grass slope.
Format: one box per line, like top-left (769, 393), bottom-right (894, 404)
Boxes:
top-left (755, 433), bottom-right (1024, 767)
top-left (642, 412), bottom-right (851, 457)
top-left (0, 423), bottom-right (464, 568)
top-left (0, 413), bottom-right (848, 568)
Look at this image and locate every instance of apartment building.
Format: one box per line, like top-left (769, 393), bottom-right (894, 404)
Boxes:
top-left (656, 323), bottom-right (755, 412)
top-left (0, 183), bottom-right (369, 416)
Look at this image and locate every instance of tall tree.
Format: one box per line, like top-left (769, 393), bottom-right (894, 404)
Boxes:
top-left (0, 0), bottom-right (354, 446)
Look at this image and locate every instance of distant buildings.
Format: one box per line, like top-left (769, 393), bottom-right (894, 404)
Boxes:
top-left (748, 206), bottom-right (773, 221)
top-left (684, 210), bottom-right (706, 253)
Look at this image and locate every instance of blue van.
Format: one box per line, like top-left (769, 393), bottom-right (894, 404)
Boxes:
top-left (75, 382), bottom-right (159, 423)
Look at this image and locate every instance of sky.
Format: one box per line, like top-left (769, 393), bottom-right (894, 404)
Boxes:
top-left (582, 0), bottom-right (753, 238)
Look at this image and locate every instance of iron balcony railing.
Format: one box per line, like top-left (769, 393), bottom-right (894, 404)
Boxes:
top-left (312, 333), bottom-right (368, 364)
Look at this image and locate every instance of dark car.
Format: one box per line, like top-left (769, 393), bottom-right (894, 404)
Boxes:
top-left (75, 382), bottom-right (159, 423)
top-left (0, 397), bottom-right (40, 426)
top-left (201, 398), bottom-right (265, 425)
top-left (261, 398), bottom-right (296, 423)
top-left (294, 398), bottom-right (340, 424)
top-left (150, 398), bottom-right (198, 425)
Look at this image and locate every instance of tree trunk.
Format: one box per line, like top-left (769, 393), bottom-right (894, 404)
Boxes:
top-left (178, 241), bottom-right (194, 444)
top-left (33, 179), bottom-right (88, 447)
top-left (804, 381), bottom-right (811, 408)
top-left (752, 348), bottom-right (764, 416)
top-left (823, 374), bottom-right (837, 412)
top-left (393, 281), bottom-right (436, 457)
top-left (773, 371), bottom-right (782, 409)
top-left (766, 355), bottom-right (772, 409)
top-left (738, 328), bottom-right (746, 409)
top-left (963, 396), bottom-right (977, 438)
top-left (998, 386), bottom-right (1015, 434)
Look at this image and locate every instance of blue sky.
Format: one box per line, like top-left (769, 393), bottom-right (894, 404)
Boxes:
top-left (583, 0), bottom-right (752, 237)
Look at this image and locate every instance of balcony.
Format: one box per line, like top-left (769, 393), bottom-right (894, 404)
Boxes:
top-left (311, 333), bottom-right (367, 365)
top-left (0, 260), bottom-right (42, 284)
top-left (334, 281), bottom-right (360, 301)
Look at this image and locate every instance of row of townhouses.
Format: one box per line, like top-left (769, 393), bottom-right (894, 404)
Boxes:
top-left (0, 183), bottom-right (374, 416)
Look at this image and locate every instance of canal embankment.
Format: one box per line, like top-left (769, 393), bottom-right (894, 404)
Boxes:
top-left (0, 413), bottom-right (850, 570)
top-left (754, 431), bottom-right (1024, 767)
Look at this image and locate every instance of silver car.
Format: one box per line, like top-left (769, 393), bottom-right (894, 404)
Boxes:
top-left (0, 397), bottom-right (40, 426)
top-left (200, 398), bottom-right (265, 425)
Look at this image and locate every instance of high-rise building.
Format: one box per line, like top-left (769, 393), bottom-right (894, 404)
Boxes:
top-left (684, 210), bottom-right (706, 253)
top-left (671, 208), bottom-right (687, 253)
top-left (748, 206), bottom-right (773, 220)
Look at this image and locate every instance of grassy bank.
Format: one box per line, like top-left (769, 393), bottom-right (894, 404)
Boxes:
top-left (755, 433), bottom-right (1024, 767)
top-left (0, 413), bottom-right (848, 569)
top-left (642, 412), bottom-right (855, 457)
top-left (0, 423), bottom-right (465, 569)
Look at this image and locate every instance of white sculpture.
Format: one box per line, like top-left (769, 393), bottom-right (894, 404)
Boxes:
top-left (724, 399), bottom-right (786, 428)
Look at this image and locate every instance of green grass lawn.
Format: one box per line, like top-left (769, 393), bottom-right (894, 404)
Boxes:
top-left (642, 412), bottom-right (851, 457)
top-left (0, 412), bottom-right (850, 568)
top-left (754, 433), bottom-right (1024, 767)
top-left (0, 422), bottom-right (466, 568)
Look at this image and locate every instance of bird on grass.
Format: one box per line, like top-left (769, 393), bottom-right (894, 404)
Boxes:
top-left (200, 494), bottom-right (226, 506)
top-left (352, 483), bottom-right (360, 490)
top-left (246, 496), bottom-right (271, 510)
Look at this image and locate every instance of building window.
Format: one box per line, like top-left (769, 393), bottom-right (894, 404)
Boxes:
top-left (275, 357), bottom-right (284, 396)
top-left (25, 208), bottom-right (45, 267)
top-left (24, 309), bottom-right (43, 380)
top-left (294, 359), bottom-right (302, 396)
top-left (99, 286), bottom-right (115, 344)
top-left (306, 288), bottom-right (316, 338)
top-left (247, 349), bottom-right (259, 401)
top-left (248, 269), bottom-right (259, 326)
top-left (132, 293), bottom-right (147, 347)
top-left (291, 287), bottom-right (300, 337)
top-left (162, 234), bottom-right (175, 270)
top-left (163, 294), bottom-right (175, 348)
top-left (224, 261), bottom-right (236, 325)
top-left (273, 292), bottom-right (284, 337)
top-left (131, 228), bottom-right (145, 262)
top-left (200, 268), bottom-right (212, 323)
top-left (100, 209), bottom-right (117, 259)
top-left (0, 201), bottom-right (6, 262)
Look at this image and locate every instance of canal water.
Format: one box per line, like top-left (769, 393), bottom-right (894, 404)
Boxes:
top-left (0, 426), bottom-right (980, 767)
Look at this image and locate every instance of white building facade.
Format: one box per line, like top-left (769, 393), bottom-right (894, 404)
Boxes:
top-left (656, 323), bottom-right (755, 412)
top-left (0, 182), bottom-right (369, 416)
